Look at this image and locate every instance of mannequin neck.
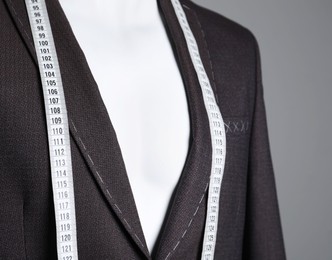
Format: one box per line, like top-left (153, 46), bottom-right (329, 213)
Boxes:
top-left (59, 0), bottom-right (160, 29)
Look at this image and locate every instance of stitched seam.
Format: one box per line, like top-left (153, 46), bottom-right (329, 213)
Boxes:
top-left (8, 0), bottom-right (36, 50)
top-left (189, 7), bottom-right (220, 105)
top-left (164, 182), bottom-right (209, 260)
top-left (70, 120), bottom-right (145, 249)
top-left (224, 120), bottom-right (249, 134)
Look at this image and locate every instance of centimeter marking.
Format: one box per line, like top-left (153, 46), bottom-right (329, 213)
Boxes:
top-left (170, 1), bottom-right (227, 259)
top-left (25, 0), bottom-right (78, 259)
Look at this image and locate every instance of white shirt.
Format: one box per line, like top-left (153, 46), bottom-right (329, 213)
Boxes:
top-left (59, 0), bottom-right (190, 252)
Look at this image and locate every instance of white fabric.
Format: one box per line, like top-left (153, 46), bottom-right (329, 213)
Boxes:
top-left (59, 0), bottom-right (190, 252)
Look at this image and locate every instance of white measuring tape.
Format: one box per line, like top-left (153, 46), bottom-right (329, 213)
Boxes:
top-left (170, 1), bottom-right (227, 259)
top-left (25, 0), bottom-right (78, 259)
top-left (25, 0), bottom-right (226, 259)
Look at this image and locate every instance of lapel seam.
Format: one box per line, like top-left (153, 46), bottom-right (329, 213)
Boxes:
top-left (69, 120), bottom-right (148, 254)
top-left (164, 182), bottom-right (209, 260)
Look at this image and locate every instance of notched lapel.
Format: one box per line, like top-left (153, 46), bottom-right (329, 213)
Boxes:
top-left (4, 0), bottom-right (150, 257)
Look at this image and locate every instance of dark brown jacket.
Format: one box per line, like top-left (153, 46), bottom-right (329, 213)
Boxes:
top-left (0, 0), bottom-right (286, 259)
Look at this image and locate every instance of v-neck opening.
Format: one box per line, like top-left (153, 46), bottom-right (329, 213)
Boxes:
top-left (49, 0), bottom-right (212, 258)
top-left (54, 0), bottom-right (198, 254)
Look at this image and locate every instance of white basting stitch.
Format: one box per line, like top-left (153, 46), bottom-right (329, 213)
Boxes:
top-left (71, 120), bottom-right (78, 133)
top-left (163, 181), bottom-right (208, 259)
top-left (106, 189), bottom-right (113, 199)
top-left (233, 122), bottom-right (240, 131)
top-left (224, 122), bottom-right (232, 133)
top-left (87, 154), bottom-right (95, 165)
top-left (224, 120), bottom-right (250, 133)
top-left (173, 241), bottom-right (180, 251)
top-left (123, 219), bottom-right (132, 230)
top-left (134, 234), bottom-right (145, 248)
top-left (199, 192), bottom-right (206, 204)
top-left (193, 206), bottom-right (200, 216)
top-left (78, 137), bottom-right (87, 150)
top-left (114, 204), bottom-right (122, 214)
top-left (69, 120), bottom-right (145, 249)
top-left (95, 171), bottom-right (104, 184)
top-left (165, 252), bottom-right (171, 260)
top-left (204, 182), bottom-right (209, 191)
top-left (188, 218), bottom-right (193, 228)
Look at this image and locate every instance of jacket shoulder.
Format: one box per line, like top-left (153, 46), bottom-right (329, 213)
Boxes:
top-left (182, 1), bottom-right (260, 117)
top-left (183, 1), bottom-right (258, 50)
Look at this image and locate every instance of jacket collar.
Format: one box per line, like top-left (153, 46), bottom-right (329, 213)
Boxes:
top-left (4, 0), bottom-right (213, 258)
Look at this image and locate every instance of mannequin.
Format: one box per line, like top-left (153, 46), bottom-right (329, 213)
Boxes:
top-left (58, 0), bottom-right (190, 251)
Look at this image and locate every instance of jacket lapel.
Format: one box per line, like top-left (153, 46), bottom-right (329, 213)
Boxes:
top-left (4, 0), bottom-right (150, 257)
top-left (153, 0), bottom-right (214, 259)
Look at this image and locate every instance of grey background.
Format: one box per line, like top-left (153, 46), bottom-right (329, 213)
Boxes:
top-left (192, 0), bottom-right (332, 259)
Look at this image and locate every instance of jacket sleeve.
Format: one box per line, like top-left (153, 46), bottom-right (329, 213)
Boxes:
top-left (242, 37), bottom-right (287, 260)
